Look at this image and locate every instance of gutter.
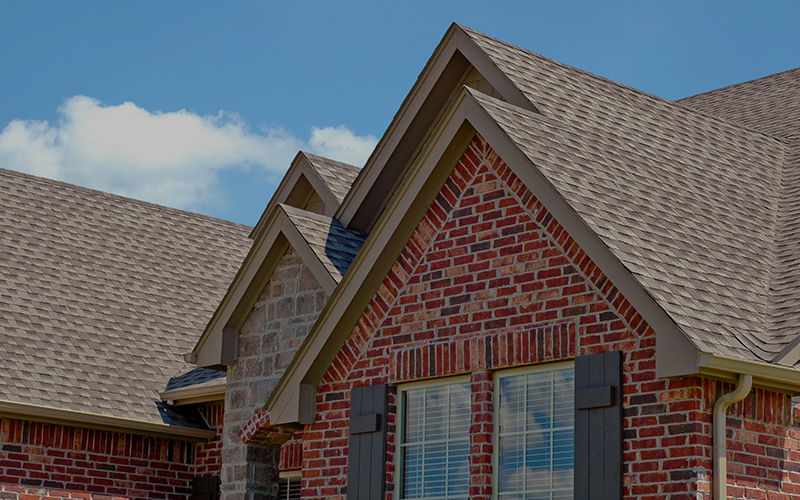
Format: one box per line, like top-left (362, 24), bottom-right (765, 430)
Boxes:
top-left (159, 377), bottom-right (226, 406)
top-left (712, 374), bottom-right (752, 499)
top-left (0, 400), bottom-right (216, 441)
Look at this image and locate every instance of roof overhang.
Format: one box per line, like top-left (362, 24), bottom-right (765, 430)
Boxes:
top-left (0, 400), bottom-right (215, 441)
top-left (191, 205), bottom-right (339, 369)
top-left (159, 376), bottom-right (226, 406)
top-left (267, 85), bottom-right (800, 425)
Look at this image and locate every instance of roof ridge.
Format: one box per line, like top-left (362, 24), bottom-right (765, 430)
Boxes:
top-left (676, 65), bottom-right (800, 103)
top-left (0, 166), bottom-right (252, 231)
top-left (458, 24), bottom-right (785, 145)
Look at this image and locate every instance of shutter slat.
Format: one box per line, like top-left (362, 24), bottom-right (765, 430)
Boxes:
top-left (575, 351), bottom-right (622, 499)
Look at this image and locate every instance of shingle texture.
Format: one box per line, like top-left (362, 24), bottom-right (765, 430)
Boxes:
top-left (459, 25), bottom-right (800, 365)
top-left (302, 152), bottom-right (362, 204)
top-left (677, 67), bottom-right (800, 140)
top-left (280, 204), bottom-right (366, 282)
top-left (0, 168), bottom-right (251, 424)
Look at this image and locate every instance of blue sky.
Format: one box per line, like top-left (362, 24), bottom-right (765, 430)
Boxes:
top-left (1, 1), bottom-right (798, 225)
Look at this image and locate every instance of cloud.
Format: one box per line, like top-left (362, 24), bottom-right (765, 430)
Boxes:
top-left (309, 125), bottom-right (378, 166)
top-left (0, 96), bottom-right (378, 210)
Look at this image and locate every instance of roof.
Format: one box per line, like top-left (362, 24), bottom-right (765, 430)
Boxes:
top-left (303, 152), bottom-right (362, 204)
top-left (280, 204), bottom-right (366, 283)
top-left (0, 168), bottom-right (251, 427)
top-left (249, 151), bottom-right (361, 239)
top-left (677, 66), bottom-right (800, 140)
top-left (457, 26), bottom-right (800, 366)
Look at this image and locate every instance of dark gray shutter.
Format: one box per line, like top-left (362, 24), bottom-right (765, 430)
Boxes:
top-left (574, 350), bottom-right (622, 499)
top-left (346, 383), bottom-right (388, 500)
top-left (191, 475), bottom-right (220, 500)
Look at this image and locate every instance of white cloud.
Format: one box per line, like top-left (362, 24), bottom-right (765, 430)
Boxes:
top-left (0, 96), bottom-right (378, 210)
top-left (309, 125), bottom-right (378, 166)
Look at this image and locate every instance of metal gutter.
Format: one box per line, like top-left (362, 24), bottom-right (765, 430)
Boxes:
top-left (0, 400), bottom-right (216, 440)
top-left (712, 374), bottom-right (752, 499)
top-left (159, 377), bottom-right (226, 406)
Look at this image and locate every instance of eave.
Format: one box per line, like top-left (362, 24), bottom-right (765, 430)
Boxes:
top-left (159, 377), bottom-right (226, 406)
top-left (0, 400), bottom-right (215, 441)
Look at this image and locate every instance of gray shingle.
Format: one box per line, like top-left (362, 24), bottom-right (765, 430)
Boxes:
top-left (460, 24), bottom-right (799, 365)
top-left (302, 152), bottom-right (362, 204)
top-left (0, 168), bottom-right (251, 424)
top-left (280, 204), bottom-right (366, 282)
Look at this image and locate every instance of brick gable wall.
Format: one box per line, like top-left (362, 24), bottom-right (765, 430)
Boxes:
top-left (301, 135), bottom-right (800, 499)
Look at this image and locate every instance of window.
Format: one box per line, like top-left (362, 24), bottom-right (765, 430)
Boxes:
top-left (397, 378), bottom-right (471, 499)
top-left (495, 363), bottom-right (575, 499)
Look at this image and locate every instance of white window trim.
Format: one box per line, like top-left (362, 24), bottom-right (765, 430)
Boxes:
top-left (492, 360), bottom-right (575, 500)
top-left (395, 375), bottom-right (471, 500)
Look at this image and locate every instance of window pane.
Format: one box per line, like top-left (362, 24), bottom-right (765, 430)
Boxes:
top-left (497, 366), bottom-right (574, 499)
top-left (400, 381), bottom-right (470, 500)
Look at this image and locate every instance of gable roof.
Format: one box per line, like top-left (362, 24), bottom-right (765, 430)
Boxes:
top-left (191, 202), bottom-right (365, 368)
top-left (264, 24), bottom-right (800, 424)
top-left (0, 168), bottom-right (251, 434)
top-left (250, 152), bottom-right (361, 238)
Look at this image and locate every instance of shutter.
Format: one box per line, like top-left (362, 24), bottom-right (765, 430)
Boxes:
top-left (191, 475), bottom-right (220, 500)
top-left (574, 350), bottom-right (622, 499)
top-left (346, 383), bottom-right (388, 500)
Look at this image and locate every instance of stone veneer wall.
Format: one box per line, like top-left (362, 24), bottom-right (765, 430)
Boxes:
top-left (221, 248), bottom-right (327, 499)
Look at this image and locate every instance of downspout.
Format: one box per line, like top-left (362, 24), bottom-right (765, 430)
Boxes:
top-left (712, 373), bottom-right (752, 499)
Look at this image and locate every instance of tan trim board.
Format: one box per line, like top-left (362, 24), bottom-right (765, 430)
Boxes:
top-left (266, 88), bottom-right (717, 425)
top-left (268, 94), bottom-right (476, 425)
top-left (193, 205), bottom-right (337, 368)
top-left (159, 377), bottom-right (226, 405)
top-left (0, 400), bottom-right (215, 440)
top-left (698, 354), bottom-right (800, 394)
top-left (337, 24), bottom-right (535, 231)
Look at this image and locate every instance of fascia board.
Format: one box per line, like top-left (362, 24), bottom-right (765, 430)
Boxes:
top-left (698, 354), bottom-right (800, 394)
top-left (276, 206), bottom-right (339, 296)
top-left (267, 91), bottom-right (476, 425)
top-left (0, 400), bottom-right (215, 441)
top-left (193, 207), bottom-right (337, 368)
top-left (336, 24), bottom-right (534, 229)
top-left (267, 88), bottom-right (712, 425)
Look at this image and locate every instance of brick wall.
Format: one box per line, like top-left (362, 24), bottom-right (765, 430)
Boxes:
top-left (0, 417), bottom-right (195, 500)
top-left (301, 135), bottom-right (800, 499)
top-left (194, 402), bottom-right (224, 478)
top-left (221, 248), bottom-right (327, 498)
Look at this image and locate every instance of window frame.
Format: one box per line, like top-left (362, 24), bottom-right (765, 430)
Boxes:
top-left (492, 360), bottom-right (575, 500)
top-left (395, 375), bottom-right (471, 500)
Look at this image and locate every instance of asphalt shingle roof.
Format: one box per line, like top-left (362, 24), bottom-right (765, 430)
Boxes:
top-left (280, 204), bottom-right (366, 282)
top-left (677, 67), bottom-right (800, 140)
top-left (302, 152), bottom-right (362, 204)
top-left (460, 25), bottom-right (799, 365)
top-left (0, 168), bottom-right (251, 424)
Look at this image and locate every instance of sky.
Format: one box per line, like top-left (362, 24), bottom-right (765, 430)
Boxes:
top-left (1, 1), bottom-right (799, 226)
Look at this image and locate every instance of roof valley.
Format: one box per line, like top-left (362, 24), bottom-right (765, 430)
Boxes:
top-left (768, 139), bottom-right (800, 359)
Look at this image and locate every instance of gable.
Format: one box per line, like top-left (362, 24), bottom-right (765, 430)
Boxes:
top-left (336, 23), bottom-right (535, 233)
